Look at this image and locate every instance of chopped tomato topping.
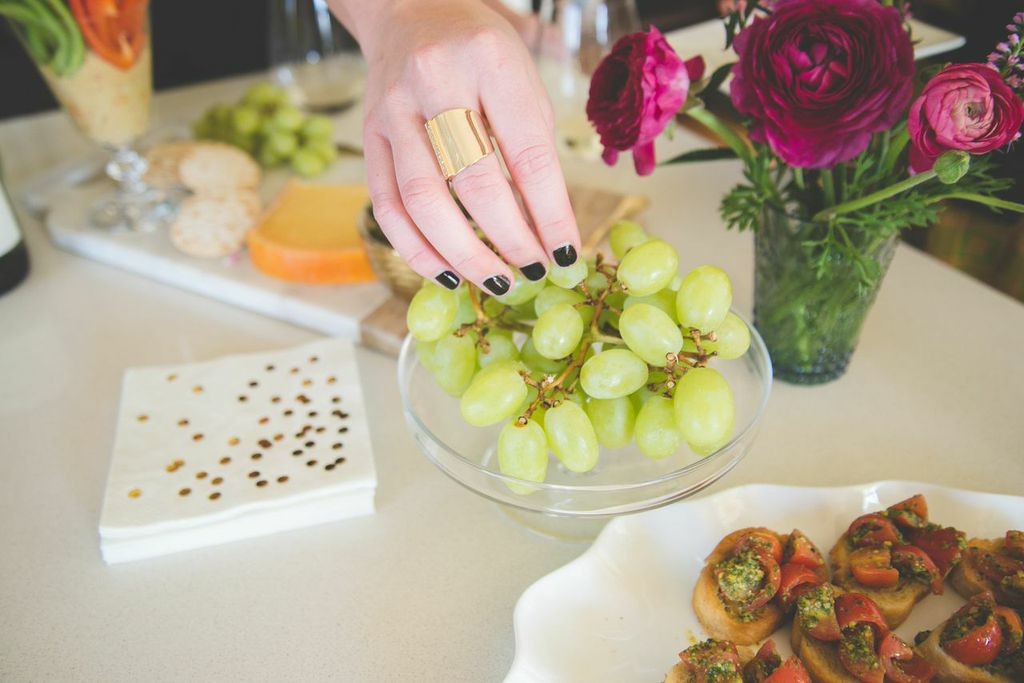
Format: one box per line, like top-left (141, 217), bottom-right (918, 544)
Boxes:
top-left (878, 632), bottom-right (937, 683)
top-left (941, 592), bottom-right (1004, 667)
top-left (743, 640), bottom-right (783, 682)
top-left (734, 530), bottom-right (784, 564)
top-left (849, 546), bottom-right (900, 589)
top-left (886, 495), bottom-right (929, 530)
top-left (891, 544), bottom-right (943, 594)
top-left (1004, 530), bottom-right (1024, 560)
top-left (714, 542), bottom-right (781, 615)
top-left (848, 514), bottom-right (902, 548)
top-left (784, 530), bottom-right (824, 569)
top-left (764, 657), bottom-right (812, 683)
top-left (778, 562), bottom-right (824, 610)
top-left (796, 584), bottom-right (841, 642)
top-left (974, 548), bottom-right (1024, 584)
top-left (679, 639), bottom-right (743, 679)
top-left (838, 623), bottom-right (884, 683)
top-left (906, 525), bottom-right (965, 576)
top-left (994, 605), bottom-right (1023, 656)
top-left (835, 593), bottom-right (888, 638)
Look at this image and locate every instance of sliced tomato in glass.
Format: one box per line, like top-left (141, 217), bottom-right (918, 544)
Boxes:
top-left (891, 544), bottom-right (943, 594)
top-left (848, 514), bottom-right (902, 548)
top-left (849, 546), bottom-right (900, 589)
top-left (906, 525), bottom-right (965, 576)
top-left (68, 0), bottom-right (147, 70)
top-left (878, 632), bottom-right (937, 683)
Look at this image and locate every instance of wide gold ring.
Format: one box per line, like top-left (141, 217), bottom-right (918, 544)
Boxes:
top-left (424, 108), bottom-right (495, 180)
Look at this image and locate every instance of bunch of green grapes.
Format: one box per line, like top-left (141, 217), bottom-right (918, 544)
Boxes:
top-left (407, 221), bottom-right (751, 494)
top-left (192, 83), bottom-right (337, 178)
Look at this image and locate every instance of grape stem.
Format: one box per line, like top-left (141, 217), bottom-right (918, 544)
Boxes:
top-left (516, 341), bottom-right (592, 425)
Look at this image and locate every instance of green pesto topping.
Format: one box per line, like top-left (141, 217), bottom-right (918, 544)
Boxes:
top-left (841, 624), bottom-right (880, 667)
top-left (796, 584), bottom-right (833, 630)
top-left (715, 550), bottom-right (765, 606)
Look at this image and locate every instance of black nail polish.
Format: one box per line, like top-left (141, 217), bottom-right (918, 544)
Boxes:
top-left (434, 271), bottom-right (460, 290)
top-left (553, 245), bottom-right (578, 267)
top-left (520, 262), bottom-right (546, 281)
top-left (483, 275), bottom-right (511, 296)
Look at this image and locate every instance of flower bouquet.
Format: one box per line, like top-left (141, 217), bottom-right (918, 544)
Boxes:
top-left (586, 0), bottom-right (1024, 384)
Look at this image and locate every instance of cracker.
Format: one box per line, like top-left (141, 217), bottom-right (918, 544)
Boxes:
top-left (144, 141), bottom-right (198, 189)
top-left (179, 142), bottom-right (261, 193)
top-left (169, 193), bottom-right (259, 259)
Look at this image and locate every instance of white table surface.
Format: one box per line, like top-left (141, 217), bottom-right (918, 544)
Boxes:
top-left (1, 73), bottom-right (1023, 683)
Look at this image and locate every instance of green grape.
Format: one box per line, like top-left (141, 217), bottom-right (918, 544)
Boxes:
top-left (208, 104), bottom-right (233, 133)
top-left (477, 332), bottom-right (519, 368)
top-left (673, 367), bottom-right (735, 455)
top-left (630, 385), bottom-right (658, 410)
top-left (482, 296), bottom-right (506, 318)
top-left (243, 83), bottom-right (288, 107)
top-left (460, 363), bottom-right (528, 426)
top-left (226, 131), bottom-right (256, 155)
top-left (635, 396), bottom-right (683, 460)
top-left (256, 145), bottom-right (283, 167)
top-left (498, 420), bottom-right (549, 494)
top-left (624, 289), bottom-right (677, 321)
top-left (521, 338), bottom-right (567, 374)
top-left (305, 139), bottom-right (339, 165)
top-left (416, 339), bottom-right (439, 373)
top-left (534, 286), bottom-right (584, 317)
top-left (705, 312), bottom-right (750, 360)
top-left (585, 269), bottom-right (610, 294)
top-left (300, 114), bottom-right (334, 141)
top-left (454, 286), bottom-right (477, 326)
top-left (432, 333), bottom-right (477, 397)
top-left (517, 385), bottom-right (539, 414)
top-left (532, 303), bottom-right (584, 360)
top-left (192, 115), bottom-right (215, 140)
top-left (619, 303), bottom-right (684, 366)
top-left (407, 283), bottom-right (458, 341)
top-left (544, 401), bottom-right (599, 473)
top-left (609, 220), bottom-right (650, 259)
top-left (231, 106), bottom-right (261, 135)
top-left (271, 105), bottom-right (304, 132)
top-left (291, 149), bottom-right (327, 177)
top-left (580, 348), bottom-right (648, 399)
top-left (616, 239), bottom-right (679, 297)
top-left (548, 260), bottom-right (588, 289)
top-left (676, 265), bottom-right (733, 333)
top-left (585, 397), bottom-right (635, 449)
top-left (264, 131), bottom-right (297, 157)
top-left (496, 274), bottom-right (546, 306)
top-left (668, 274), bottom-right (683, 292)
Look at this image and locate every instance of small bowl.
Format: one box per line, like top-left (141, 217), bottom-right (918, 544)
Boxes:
top-left (397, 315), bottom-right (773, 539)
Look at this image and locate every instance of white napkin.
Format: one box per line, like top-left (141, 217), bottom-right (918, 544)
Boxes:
top-left (99, 338), bottom-right (376, 563)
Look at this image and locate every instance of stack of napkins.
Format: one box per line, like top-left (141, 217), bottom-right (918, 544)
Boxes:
top-left (99, 338), bottom-right (376, 563)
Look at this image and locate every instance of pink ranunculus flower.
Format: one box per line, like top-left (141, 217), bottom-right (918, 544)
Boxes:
top-left (908, 63), bottom-right (1024, 174)
top-left (729, 0), bottom-right (915, 169)
top-left (586, 28), bottom-right (705, 176)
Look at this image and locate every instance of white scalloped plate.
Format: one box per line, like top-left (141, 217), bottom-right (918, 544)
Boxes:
top-left (507, 481), bottom-right (1024, 683)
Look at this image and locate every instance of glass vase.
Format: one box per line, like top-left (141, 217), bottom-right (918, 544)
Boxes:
top-left (754, 207), bottom-right (898, 385)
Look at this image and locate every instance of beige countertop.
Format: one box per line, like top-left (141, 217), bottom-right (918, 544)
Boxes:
top-left (1, 74), bottom-right (1022, 682)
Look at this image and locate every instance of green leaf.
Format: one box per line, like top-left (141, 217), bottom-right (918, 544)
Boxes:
top-left (703, 62), bottom-right (735, 96)
top-left (661, 148), bottom-right (738, 165)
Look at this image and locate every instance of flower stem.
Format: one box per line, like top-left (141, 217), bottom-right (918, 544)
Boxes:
top-left (685, 107), bottom-right (753, 167)
top-left (821, 169), bottom-right (837, 207)
top-left (813, 169), bottom-right (938, 222)
top-left (925, 192), bottom-right (1024, 213)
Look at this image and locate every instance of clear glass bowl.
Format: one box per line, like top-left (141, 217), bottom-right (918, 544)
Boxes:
top-left (397, 314), bottom-right (772, 539)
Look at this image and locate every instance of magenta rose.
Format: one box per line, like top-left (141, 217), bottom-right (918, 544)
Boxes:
top-left (587, 28), bottom-right (705, 176)
top-left (730, 0), bottom-right (914, 169)
top-left (908, 63), bottom-right (1024, 173)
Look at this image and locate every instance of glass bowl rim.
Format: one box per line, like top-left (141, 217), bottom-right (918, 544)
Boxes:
top-left (397, 309), bottom-right (773, 493)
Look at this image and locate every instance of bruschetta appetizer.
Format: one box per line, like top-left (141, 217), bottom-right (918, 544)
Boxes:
top-left (915, 591), bottom-right (1023, 682)
top-left (791, 585), bottom-right (937, 682)
top-left (664, 638), bottom-right (811, 683)
top-left (830, 495), bottom-right (966, 628)
top-left (693, 527), bottom-right (829, 644)
top-left (949, 530), bottom-right (1024, 609)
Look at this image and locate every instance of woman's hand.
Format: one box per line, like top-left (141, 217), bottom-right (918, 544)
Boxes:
top-left (330, 0), bottom-right (581, 294)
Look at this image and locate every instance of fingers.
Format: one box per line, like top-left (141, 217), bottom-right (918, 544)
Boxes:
top-left (478, 58), bottom-right (581, 267)
top-left (449, 153), bottom-right (549, 281)
top-left (363, 128), bottom-right (461, 289)
top-left (387, 111), bottom-right (516, 296)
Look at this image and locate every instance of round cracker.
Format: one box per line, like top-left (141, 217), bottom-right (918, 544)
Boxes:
top-left (169, 193), bottom-right (258, 259)
top-left (144, 141), bottom-right (198, 189)
top-left (179, 142), bottom-right (261, 193)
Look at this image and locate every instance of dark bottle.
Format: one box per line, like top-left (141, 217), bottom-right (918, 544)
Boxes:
top-left (0, 155), bottom-right (29, 297)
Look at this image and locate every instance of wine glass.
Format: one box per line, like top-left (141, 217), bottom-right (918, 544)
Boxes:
top-left (533, 0), bottom-right (641, 159)
top-left (1, 0), bottom-right (174, 232)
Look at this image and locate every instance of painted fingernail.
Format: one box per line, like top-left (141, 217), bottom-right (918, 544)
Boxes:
top-left (520, 262), bottom-right (547, 281)
top-left (483, 275), bottom-right (511, 296)
top-left (435, 271), bottom-right (460, 290)
top-left (553, 245), bottom-right (577, 267)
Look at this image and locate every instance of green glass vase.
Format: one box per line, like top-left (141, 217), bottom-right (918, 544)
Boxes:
top-left (754, 208), bottom-right (898, 385)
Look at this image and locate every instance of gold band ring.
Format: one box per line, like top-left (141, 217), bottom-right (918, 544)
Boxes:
top-left (424, 108), bottom-right (495, 180)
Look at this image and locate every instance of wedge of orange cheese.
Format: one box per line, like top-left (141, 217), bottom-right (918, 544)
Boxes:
top-left (248, 181), bottom-right (376, 285)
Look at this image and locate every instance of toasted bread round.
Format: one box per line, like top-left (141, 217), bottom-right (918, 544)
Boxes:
top-left (829, 532), bottom-right (930, 629)
top-left (179, 142), bottom-right (260, 193)
top-left (692, 527), bottom-right (785, 645)
top-left (169, 192), bottom-right (258, 258)
top-left (144, 141), bottom-right (197, 189)
top-left (950, 538), bottom-right (1024, 609)
top-left (915, 621), bottom-right (1012, 683)
top-left (790, 619), bottom-right (861, 683)
top-left (664, 662), bottom-right (691, 683)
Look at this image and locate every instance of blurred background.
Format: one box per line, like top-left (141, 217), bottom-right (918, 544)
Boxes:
top-left (1, 0), bottom-right (1022, 299)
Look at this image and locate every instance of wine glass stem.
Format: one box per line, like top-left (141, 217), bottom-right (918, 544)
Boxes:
top-left (105, 146), bottom-right (149, 196)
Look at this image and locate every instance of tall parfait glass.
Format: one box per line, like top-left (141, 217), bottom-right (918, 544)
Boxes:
top-left (1, 0), bottom-right (173, 231)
